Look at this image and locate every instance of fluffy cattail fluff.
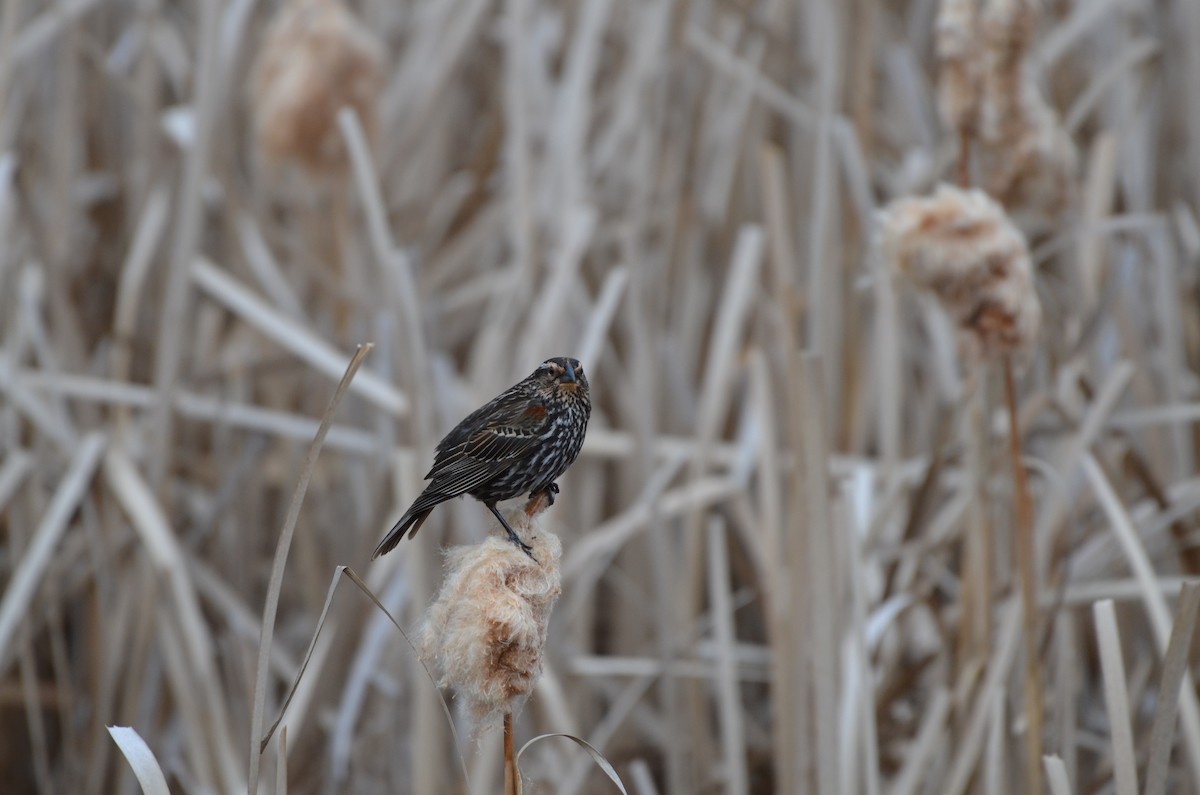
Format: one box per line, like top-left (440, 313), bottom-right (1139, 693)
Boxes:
top-left (420, 496), bottom-right (562, 729)
top-left (880, 184), bottom-right (1041, 360)
top-left (249, 0), bottom-right (383, 177)
top-left (977, 0), bottom-right (1076, 215)
top-left (935, 0), bottom-right (982, 138)
top-left (935, 0), bottom-right (1075, 216)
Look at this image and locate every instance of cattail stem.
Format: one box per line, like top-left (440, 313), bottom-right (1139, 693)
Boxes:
top-left (1004, 356), bottom-right (1042, 795)
top-left (503, 711), bottom-right (520, 795)
top-left (959, 369), bottom-right (991, 666)
top-left (957, 126), bottom-right (971, 188)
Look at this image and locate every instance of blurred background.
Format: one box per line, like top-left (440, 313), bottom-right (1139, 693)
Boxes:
top-left (2, 0), bottom-right (1200, 793)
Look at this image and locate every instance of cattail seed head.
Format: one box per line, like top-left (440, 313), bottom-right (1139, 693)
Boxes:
top-left (249, 0), bottom-right (384, 178)
top-left (935, 0), bottom-right (1076, 217)
top-left (935, 0), bottom-right (982, 136)
top-left (880, 184), bottom-right (1041, 360)
top-left (977, 0), bottom-right (1076, 215)
top-left (419, 498), bottom-right (562, 729)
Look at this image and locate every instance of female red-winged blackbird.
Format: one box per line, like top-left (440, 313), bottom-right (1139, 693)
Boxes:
top-left (372, 357), bottom-right (591, 559)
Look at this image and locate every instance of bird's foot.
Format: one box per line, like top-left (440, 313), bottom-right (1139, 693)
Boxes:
top-left (488, 502), bottom-right (539, 561)
top-left (539, 482), bottom-right (560, 506)
top-left (505, 526), bottom-right (537, 561)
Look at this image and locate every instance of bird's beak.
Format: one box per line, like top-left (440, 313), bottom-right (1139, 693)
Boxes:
top-left (566, 361), bottom-right (577, 383)
top-left (559, 362), bottom-right (577, 385)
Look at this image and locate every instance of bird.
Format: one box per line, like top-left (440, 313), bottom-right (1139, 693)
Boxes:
top-left (373, 357), bottom-right (591, 559)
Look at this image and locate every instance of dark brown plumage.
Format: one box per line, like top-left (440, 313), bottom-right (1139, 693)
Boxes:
top-left (372, 357), bottom-right (591, 558)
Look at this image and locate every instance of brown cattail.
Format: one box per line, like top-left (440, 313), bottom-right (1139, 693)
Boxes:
top-left (880, 183), bottom-right (1041, 360)
top-left (935, 0), bottom-right (1075, 216)
top-left (249, 0), bottom-right (384, 177)
top-left (977, 0), bottom-right (1076, 215)
top-left (419, 496), bottom-right (562, 729)
top-left (935, 0), bottom-right (982, 138)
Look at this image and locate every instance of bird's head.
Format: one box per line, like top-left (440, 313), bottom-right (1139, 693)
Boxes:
top-left (535, 357), bottom-right (589, 400)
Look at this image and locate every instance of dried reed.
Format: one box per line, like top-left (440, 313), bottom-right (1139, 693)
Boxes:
top-left (5, 1), bottom-right (1200, 793)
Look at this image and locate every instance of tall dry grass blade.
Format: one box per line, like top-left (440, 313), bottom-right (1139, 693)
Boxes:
top-left (235, 214), bottom-right (305, 321)
top-left (338, 566), bottom-right (469, 786)
top-left (502, 0), bottom-right (534, 297)
top-left (258, 564), bottom-right (347, 752)
top-left (0, 0), bottom-right (23, 113)
top-left (1082, 454), bottom-right (1200, 790)
top-left (1055, 610), bottom-right (1080, 787)
top-left (1004, 356), bottom-right (1044, 795)
top-left (107, 726), bottom-right (170, 795)
top-left (691, 225), bottom-right (765, 465)
top-left (1033, 361), bottom-right (1134, 565)
top-left (706, 517), bottom-right (748, 795)
top-left (576, 267), bottom-right (627, 369)
top-left (0, 355), bottom-right (77, 453)
top-left (0, 432), bottom-right (104, 675)
top-left (148, 0), bottom-right (219, 483)
top-left (945, 601), bottom-right (1023, 795)
top-left (759, 145), bottom-right (799, 330)
top-left (960, 373), bottom-right (992, 663)
top-left (110, 186), bottom-right (168, 434)
top-left (1093, 600), bottom-right (1138, 795)
top-left (329, 567), bottom-right (409, 783)
top-left (984, 688), bottom-right (1008, 795)
top-left (889, 688), bottom-right (951, 795)
top-left (1143, 581), bottom-right (1200, 795)
top-left (684, 24), bottom-right (815, 129)
top-left (258, 563), bottom-right (464, 788)
top-left (19, 643), bottom-right (52, 794)
top-left (276, 726), bottom-right (287, 795)
top-left (796, 353), bottom-right (839, 795)
top-left (15, 369), bottom-right (380, 454)
top-left (1075, 133), bottom-right (1116, 310)
top-left (104, 449), bottom-right (245, 793)
top-left (191, 260), bottom-right (407, 415)
top-left (0, 447), bottom-right (32, 514)
top-left (516, 733), bottom-right (629, 794)
top-left (845, 487), bottom-right (882, 795)
top-left (1044, 755), bottom-right (1074, 795)
top-left (518, 206), bottom-right (596, 366)
top-left (337, 107), bottom-right (430, 412)
top-left (629, 760), bottom-right (660, 795)
top-left (247, 344), bottom-right (371, 795)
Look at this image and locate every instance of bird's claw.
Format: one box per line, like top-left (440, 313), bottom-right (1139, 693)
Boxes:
top-left (506, 528), bottom-right (538, 561)
top-left (540, 482), bottom-right (560, 506)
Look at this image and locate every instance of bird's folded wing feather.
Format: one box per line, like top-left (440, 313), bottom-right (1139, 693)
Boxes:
top-left (424, 400), bottom-right (549, 488)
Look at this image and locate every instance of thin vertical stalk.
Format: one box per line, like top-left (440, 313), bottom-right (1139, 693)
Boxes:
top-left (1004, 356), bottom-right (1043, 795)
top-left (504, 711), bottom-right (521, 795)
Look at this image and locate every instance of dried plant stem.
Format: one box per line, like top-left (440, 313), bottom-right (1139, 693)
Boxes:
top-left (504, 711), bottom-right (520, 795)
top-left (957, 126), bottom-right (971, 188)
top-left (247, 345), bottom-right (372, 795)
top-left (960, 370), bottom-right (991, 666)
top-left (1004, 356), bottom-right (1042, 795)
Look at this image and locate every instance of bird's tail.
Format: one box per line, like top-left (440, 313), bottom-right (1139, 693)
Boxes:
top-left (374, 511), bottom-right (436, 559)
top-left (372, 491), bottom-right (448, 559)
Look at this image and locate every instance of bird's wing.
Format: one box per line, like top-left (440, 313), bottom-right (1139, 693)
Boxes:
top-left (423, 398), bottom-right (550, 491)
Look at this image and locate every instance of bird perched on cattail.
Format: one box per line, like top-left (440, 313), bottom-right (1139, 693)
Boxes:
top-left (373, 357), bottom-right (591, 559)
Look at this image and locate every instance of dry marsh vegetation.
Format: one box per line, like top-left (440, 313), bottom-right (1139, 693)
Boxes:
top-left (2, 0), bottom-right (1200, 794)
